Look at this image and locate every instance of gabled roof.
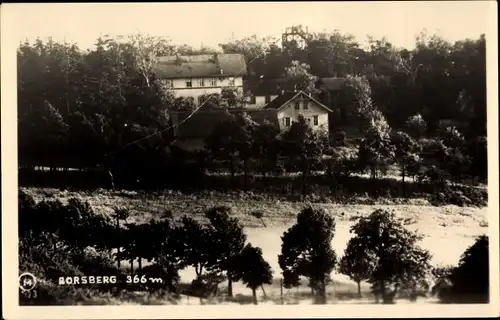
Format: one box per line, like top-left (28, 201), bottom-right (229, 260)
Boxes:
top-left (154, 53), bottom-right (247, 79)
top-left (263, 91), bottom-right (333, 112)
top-left (170, 108), bottom-right (279, 139)
top-left (318, 77), bottom-right (347, 91)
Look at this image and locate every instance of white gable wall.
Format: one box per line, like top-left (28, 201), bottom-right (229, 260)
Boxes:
top-left (276, 97), bottom-right (329, 132)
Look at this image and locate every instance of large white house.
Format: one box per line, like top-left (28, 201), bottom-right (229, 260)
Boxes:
top-left (153, 53), bottom-right (247, 105)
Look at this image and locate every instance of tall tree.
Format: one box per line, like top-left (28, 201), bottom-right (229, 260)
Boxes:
top-left (348, 209), bottom-right (432, 304)
top-left (278, 206), bottom-right (337, 303)
top-left (283, 60), bottom-right (319, 95)
top-left (237, 244), bottom-right (273, 305)
top-left (252, 120), bottom-right (281, 177)
top-left (338, 236), bottom-right (374, 297)
top-left (391, 131), bottom-right (422, 195)
top-left (205, 206), bottom-right (247, 297)
top-left (357, 110), bottom-right (395, 180)
top-left (280, 115), bottom-right (325, 196)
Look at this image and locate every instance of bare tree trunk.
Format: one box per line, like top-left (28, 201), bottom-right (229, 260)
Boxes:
top-left (138, 258), bottom-right (142, 271)
top-left (130, 259), bottom-right (133, 274)
top-left (357, 281), bottom-right (361, 297)
top-left (243, 158), bottom-right (248, 191)
top-left (302, 157), bottom-right (307, 197)
top-left (402, 166), bottom-right (406, 197)
top-left (252, 288), bottom-right (258, 305)
top-left (230, 155), bottom-right (235, 189)
top-left (280, 278), bottom-right (284, 305)
top-left (228, 278), bottom-right (233, 297)
top-left (116, 218), bottom-right (121, 268)
top-left (320, 276), bottom-right (327, 304)
top-left (108, 169), bottom-right (115, 190)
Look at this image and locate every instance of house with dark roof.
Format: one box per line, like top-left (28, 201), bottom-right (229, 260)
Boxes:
top-left (168, 90), bottom-right (332, 151)
top-left (263, 91), bottom-right (332, 132)
top-left (243, 78), bottom-right (296, 108)
top-left (154, 53), bottom-right (247, 106)
top-left (316, 77), bottom-right (347, 111)
top-left (169, 108), bottom-right (280, 151)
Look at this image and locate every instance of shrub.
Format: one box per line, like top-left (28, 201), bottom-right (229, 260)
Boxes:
top-left (324, 147), bottom-right (358, 183)
top-left (441, 235), bottom-right (490, 303)
top-left (333, 130), bottom-right (347, 146)
top-left (138, 263), bottom-right (180, 294)
top-left (405, 114), bottom-right (427, 139)
top-left (418, 165), bottom-right (449, 187)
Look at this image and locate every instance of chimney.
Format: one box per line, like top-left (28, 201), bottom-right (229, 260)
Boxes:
top-left (281, 89), bottom-right (285, 95)
top-left (220, 68), bottom-right (224, 75)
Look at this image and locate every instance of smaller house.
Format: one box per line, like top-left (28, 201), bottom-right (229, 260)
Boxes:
top-left (263, 91), bottom-right (332, 132)
top-left (316, 77), bottom-right (347, 111)
top-left (244, 78), bottom-right (295, 108)
top-left (169, 108), bottom-right (279, 151)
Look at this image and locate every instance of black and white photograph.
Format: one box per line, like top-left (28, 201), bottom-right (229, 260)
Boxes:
top-left (1, 1), bottom-right (499, 318)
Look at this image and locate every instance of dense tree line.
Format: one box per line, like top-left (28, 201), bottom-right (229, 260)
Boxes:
top-left (17, 30), bottom-right (487, 195)
top-left (19, 191), bottom-right (488, 304)
top-left (221, 32), bottom-right (486, 135)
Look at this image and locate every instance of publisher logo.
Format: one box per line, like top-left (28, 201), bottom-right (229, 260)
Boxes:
top-left (19, 272), bottom-right (37, 292)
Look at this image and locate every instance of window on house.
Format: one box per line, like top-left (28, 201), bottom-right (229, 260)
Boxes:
top-left (313, 115), bottom-right (319, 126)
top-left (304, 101), bottom-right (309, 109)
top-left (228, 77), bottom-right (235, 86)
top-left (294, 102), bottom-right (300, 110)
top-left (210, 78), bottom-right (217, 86)
top-left (265, 95), bottom-right (271, 104)
top-left (199, 79), bottom-right (205, 87)
top-left (250, 95), bottom-right (256, 104)
top-left (307, 118), bottom-right (311, 125)
top-left (285, 117), bottom-right (291, 127)
top-left (186, 79), bottom-right (192, 88)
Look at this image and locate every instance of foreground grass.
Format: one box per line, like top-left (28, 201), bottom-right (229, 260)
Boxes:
top-left (22, 187), bottom-right (488, 229)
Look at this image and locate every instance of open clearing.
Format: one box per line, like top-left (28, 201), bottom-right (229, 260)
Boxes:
top-left (23, 187), bottom-right (489, 305)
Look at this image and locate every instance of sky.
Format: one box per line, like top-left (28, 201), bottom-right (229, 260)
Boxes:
top-left (2, 1), bottom-right (496, 51)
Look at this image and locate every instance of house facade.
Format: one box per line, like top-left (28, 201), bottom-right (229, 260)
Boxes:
top-left (263, 91), bottom-right (331, 132)
top-left (154, 53), bottom-right (247, 105)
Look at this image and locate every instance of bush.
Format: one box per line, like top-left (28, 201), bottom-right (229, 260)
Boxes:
top-left (333, 130), bottom-right (347, 146)
top-left (418, 165), bottom-right (449, 186)
top-left (444, 236), bottom-right (489, 303)
top-left (324, 147), bottom-right (358, 183)
top-left (428, 186), bottom-right (487, 207)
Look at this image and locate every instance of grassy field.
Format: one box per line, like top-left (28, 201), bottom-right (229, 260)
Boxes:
top-left (21, 187), bottom-right (489, 305)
